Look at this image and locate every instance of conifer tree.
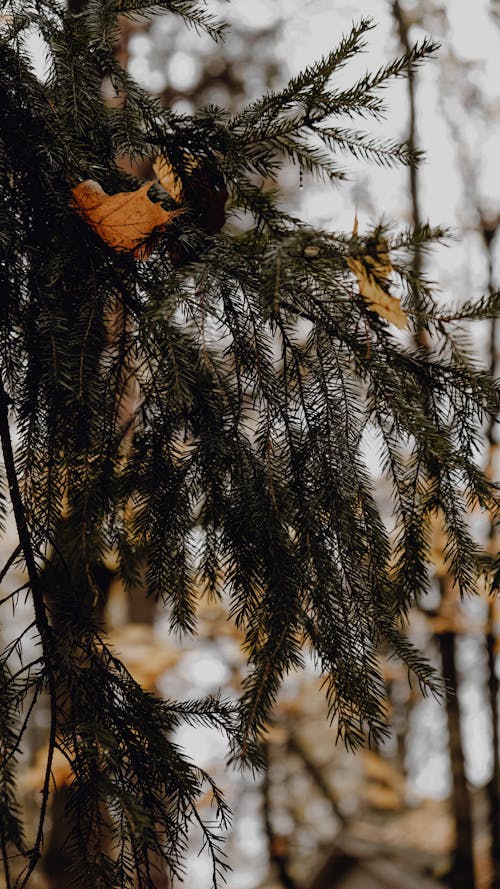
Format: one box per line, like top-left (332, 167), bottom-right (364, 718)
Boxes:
top-left (0, 2), bottom-right (499, 887)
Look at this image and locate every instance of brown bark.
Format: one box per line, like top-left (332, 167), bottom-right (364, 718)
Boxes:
top-left (438, 630), bottom-right (476, 889)
top-left (486, 615), bottom-right (500, 888)
top-left (391, 1), bottom-right (422, 270)
top-left (480, 213), bottom-right (500, 889)
top-left (486, 333), bottom-right (500, 887)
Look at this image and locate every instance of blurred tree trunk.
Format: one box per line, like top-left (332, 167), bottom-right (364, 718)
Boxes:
top-left (391, 5), bottom-right (477, 886)
top-left (433, 21), bottom-right (500, 879)
top-left (483, 217), bottom-right (500, 889)
top-left (389, 0), bottom-right (422, 787)
top-left (439, 629), bottom-right (476, 889)
top-left (391, 1), bottom-right (422, 278)
top-left (486, 611), bottom-right (500, 889)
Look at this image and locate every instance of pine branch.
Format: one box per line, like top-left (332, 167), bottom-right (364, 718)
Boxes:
top-left (113, 0), bottom-right (227, 41)
top-left (0, 545), bottom-right (21, 585)
top-left (233, 19), bottom-right (375, 126)
top-left (0, 5), bottom-right (498, 884)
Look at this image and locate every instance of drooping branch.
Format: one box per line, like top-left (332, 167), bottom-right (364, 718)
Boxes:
top-left (0, 378), bottom-right (58, 889)
top-left (0, 385), bottom-right (48, 635)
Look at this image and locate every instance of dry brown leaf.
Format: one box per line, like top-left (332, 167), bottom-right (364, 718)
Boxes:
top-left (154, 152), bottom-right (228, 265)
top-left (153, 155), bottom-right (185, 203)
top-left (71, 179), bottom-right (183, 257)
top-left (348, 216), bottom-right (407, 329)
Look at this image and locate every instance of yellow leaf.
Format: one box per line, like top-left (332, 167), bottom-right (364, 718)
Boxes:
top-left (348, 219), bottom-right (407, 329)
top-left (71, 179), bottom-right (183, 256)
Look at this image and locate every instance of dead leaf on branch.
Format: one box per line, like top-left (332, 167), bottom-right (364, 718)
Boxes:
top-left (72, 149), bottom-right (228, 264)
top-left (154, 152), bottom-right (228, 265)
top-left (71, 179), bottom-right (184, 259)
top-left (347, 215), bottom-right (408, 329)
top-left (153, 154), bottom-right (188, 203)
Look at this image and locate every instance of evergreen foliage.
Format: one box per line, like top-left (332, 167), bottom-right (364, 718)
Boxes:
top-left (0, 2), bottom-right (499, 886)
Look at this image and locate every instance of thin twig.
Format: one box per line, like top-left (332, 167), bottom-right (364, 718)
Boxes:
top-left (9, 657), bottom-right (43, 684)
top-left (0, 621), bottom-right (37, 662)
top-left (0, 582), bottom-right (29, 609)
top-left (5, 677), bottom-right (43, 766)
top-left (0, 544), bottom-right (22, 586)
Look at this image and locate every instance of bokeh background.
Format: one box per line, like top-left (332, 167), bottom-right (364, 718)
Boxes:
top-left (5, 2), bottom-right (500, 888)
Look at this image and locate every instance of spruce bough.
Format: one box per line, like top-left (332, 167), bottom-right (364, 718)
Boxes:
top-left (0, 3), bottom-right (499, 886)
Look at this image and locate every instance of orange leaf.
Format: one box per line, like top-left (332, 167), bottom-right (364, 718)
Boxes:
top-left (71, 179), bottom-right (183, 255)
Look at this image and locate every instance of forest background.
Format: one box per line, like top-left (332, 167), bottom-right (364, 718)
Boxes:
top-left (3, 1), bottom-right (500, 889)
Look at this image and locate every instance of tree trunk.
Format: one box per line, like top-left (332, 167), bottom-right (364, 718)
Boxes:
top-left (438, 630), bottom-right (476, 889)
top-left (484, 233), bottom-right (500, 889)
top-left (486, 605), bottom-right (500, 888)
